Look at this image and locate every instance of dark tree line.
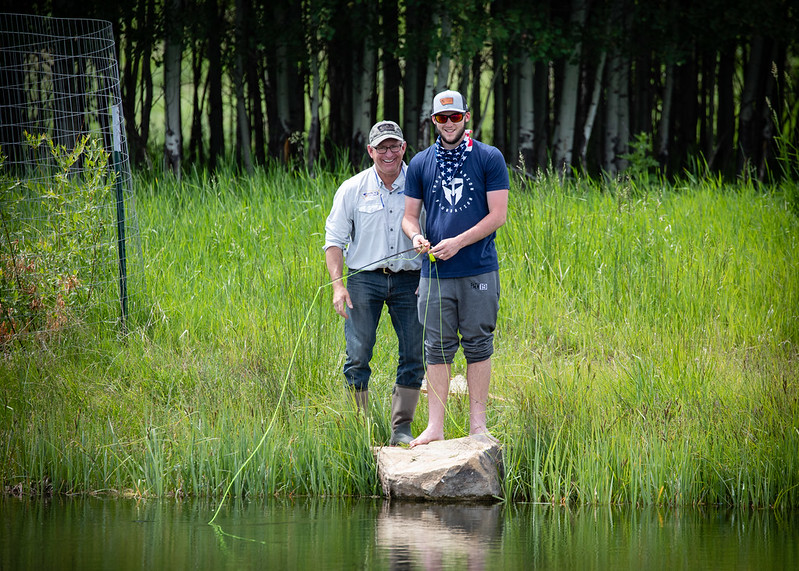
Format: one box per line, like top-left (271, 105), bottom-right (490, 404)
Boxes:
top-left (3, 0), bottom-right (798, 181)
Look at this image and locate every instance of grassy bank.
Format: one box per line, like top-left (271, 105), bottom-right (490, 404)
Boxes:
top-left (1, 165), bottom-right (797, 507)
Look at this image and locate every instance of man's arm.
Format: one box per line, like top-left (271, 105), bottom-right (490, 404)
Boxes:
top-left (402, 196), bottom-right (430, 252)
top-left (324, 246), bottom-right (352, 318)
top-left (429, 189), bottom-right (508, 261)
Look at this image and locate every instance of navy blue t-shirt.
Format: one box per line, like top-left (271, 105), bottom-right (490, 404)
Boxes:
top-left (406, 139), bottom-right (509, 278)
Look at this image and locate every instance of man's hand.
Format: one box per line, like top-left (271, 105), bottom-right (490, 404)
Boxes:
top-left (429, 235), bottom-right (463, 261)
top-left (332, 285), bottom-right (353, 318)
top-left (412, 233), bottom-right (431, 254)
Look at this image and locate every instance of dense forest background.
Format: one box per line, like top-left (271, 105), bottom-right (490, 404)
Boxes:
top-left (2, 0), bottom-right (797, 180)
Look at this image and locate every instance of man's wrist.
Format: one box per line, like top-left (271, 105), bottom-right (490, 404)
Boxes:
top-left (410, 232), bottom-right (423, 242)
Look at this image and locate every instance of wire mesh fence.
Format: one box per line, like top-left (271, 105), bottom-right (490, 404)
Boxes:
top-left (0, 12), bottom-right (144, 348)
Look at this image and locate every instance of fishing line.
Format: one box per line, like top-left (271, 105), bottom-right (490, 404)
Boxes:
top-left (208, 245), bottom-right (424, 527)
top-left (420, 256), bottom-right (466, 440)
top-left (325, 246), bottom-right (419, 285)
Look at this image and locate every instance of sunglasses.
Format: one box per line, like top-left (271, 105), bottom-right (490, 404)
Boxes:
top-left (432, 112), bottom-right (464, 124)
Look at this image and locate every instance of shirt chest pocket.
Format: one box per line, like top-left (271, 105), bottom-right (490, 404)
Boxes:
top-left (357, 192), bottom-right (384, 214)
top-left (358, 202), bottom-right (384, 214)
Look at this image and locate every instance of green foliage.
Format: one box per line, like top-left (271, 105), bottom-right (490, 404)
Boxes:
top-left (618, 132), bottom-right (661, 189)
top-left (0, 134), bottom-right (116, 346)
top-left (0, 167), bottom-right (796, 508)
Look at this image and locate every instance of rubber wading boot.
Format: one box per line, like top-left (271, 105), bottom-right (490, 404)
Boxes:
top-left (353, 389), bottom-right (368, 415)
top-left (390, 385), bottom-right (420, 446)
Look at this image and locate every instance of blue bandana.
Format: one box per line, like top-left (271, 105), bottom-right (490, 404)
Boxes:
top-left (434, 132), bottom-right (473, 186)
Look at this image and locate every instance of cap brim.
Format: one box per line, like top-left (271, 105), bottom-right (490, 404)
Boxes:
top-left (370, 135), bottom-right (404, 147)
top-left (431, 108), bottom-right (467, 117)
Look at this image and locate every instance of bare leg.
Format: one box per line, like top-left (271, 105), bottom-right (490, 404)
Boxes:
top-left (466, 358), bottom-right (491, 436)
top-left (410, 363), bottom-right (450, 447)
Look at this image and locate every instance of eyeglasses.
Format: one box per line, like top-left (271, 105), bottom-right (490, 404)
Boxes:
top-left (432, 112), bottom-right (464, 124)
top-left (373, 143), bottom-right (403, 154)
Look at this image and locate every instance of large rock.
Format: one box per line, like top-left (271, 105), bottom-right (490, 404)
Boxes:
top-left (375, 435), bottom-right (503, 501)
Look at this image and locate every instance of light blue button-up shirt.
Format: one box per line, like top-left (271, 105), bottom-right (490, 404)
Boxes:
top-left (324, 164), bottom-right (422, 272)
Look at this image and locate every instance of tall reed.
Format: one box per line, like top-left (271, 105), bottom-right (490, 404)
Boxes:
top-left (1, 162), bottom-right (796, 507)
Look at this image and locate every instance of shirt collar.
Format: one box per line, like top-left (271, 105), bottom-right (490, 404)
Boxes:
top-left (373, 162), bottom-right (406, 192)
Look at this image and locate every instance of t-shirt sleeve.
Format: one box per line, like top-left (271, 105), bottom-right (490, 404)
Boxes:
top-left (485, 146), bottom-right (510, 192)
top-left (405, 155), bottom-right (423, 200)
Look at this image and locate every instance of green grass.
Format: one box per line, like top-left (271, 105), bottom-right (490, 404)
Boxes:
top-left (1, 163), bottom-right (797, 508)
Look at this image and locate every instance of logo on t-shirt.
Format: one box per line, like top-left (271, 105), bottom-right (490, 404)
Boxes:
top-left (436, 174), bottom-right (475, 213)
top-left (443, 178), bottom-right (462, 206)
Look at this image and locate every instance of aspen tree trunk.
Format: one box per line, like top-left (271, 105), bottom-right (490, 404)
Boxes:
top-left (274, 42), bottom-right (293, 163)
top-left (552, 0), bottom-right (587, 174)
top-left (757, 40), bottom-right (779, 182)
top-left (714, 46), bottom-right (735, 174)
top-left (140, 0), bottom-right (156, 161)
top-left (472, 67), bottom-right (499, 141)
top-left (164, 0), bottom-right (183, 178)
top-left (508, 61), bottom-right (520, 165)
top-left (603, 49), bottom-right (621, 177)
top-left (492, 49), bottom-right (506, 155)
top-left (307, 51), bottom-right (321, 172)
top-left (615, 49), bottom-right (631, 173)
top-left (436, 14), bottom-right (452, 93)
top-left (656, 63), bottom-right (675, 172)
top-left (738, 36), bottom-right (767, 178)
top-left (233, 0), bottom-right (252, 174)
top-left (381, 2), bottom-right (401, 123)
top-left (401, 0), bottom-right (424, 149)
top-left (579, 50), bottom-right (606, 168)
top-left (352, 38), bottom-right (376, 167)
top-left (470, 54), bottom-right (482, 132)
top-left (206, 0), bottom-right (224, 171)
top-left (247, 51), bottom-right (265, 166)
top-left (403, 58), bottom-right (420, 149)
top-left (458, 62), bottom-right (470, 106)
top-left (188, 41), bottom-right (205, 165)
top-left (517, 57), bottom-right (535, 174)
top-left (533, 60), bottom-right (549, 168)
top-left (420, 53), bottom-right (437, 149)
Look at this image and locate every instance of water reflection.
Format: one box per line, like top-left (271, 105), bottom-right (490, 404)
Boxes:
top-left (1, 496), bottom-right (797, 569)
top-left (376, 502), bottom-right (501, 570)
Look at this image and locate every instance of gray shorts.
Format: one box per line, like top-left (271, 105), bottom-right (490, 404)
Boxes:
top-left (417, 270), bottom-right (500, 365)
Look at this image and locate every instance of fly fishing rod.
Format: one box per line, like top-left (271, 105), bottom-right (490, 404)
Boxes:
top-left (324, 245), bottom-right (434, 286)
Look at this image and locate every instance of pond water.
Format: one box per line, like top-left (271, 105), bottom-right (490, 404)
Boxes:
top-left (2, 496), bottom-right (797, 569)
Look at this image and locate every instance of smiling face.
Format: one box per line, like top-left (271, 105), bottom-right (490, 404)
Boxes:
top-left (433, 111), bottom-right (471, 149)
top-left (367, 138), bottom-right (407, 186)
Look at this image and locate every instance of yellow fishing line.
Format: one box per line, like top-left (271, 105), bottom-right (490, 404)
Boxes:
top-left (208, 248), bottom-right (425, 527)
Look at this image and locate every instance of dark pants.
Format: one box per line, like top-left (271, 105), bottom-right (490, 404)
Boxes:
top-left (343, 270), bottom-right (424, 391)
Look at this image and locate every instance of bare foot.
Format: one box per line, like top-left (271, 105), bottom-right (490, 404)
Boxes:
top-left (469, 425), bottom-right (489, 436)
top-left (470, 428), bottom-right (497, 443)
top-left (409, 427), bottom-right (444, 448)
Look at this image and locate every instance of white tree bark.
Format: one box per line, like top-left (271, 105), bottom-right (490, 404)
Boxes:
top-left (552, 0), bottom-right (588, 173)
top-left (163, 0), bottom-right (183, 178)
top-left (517, 57), bottom-right (535, 174)
top-left (420, 50), bottom-right (437, 148)
top-left (435, 13), bottom-right (452, 94)
top-left (508, 60), bottom-right (520, 164)
top-left (579, 50), bottom-right (606, 167)
top-left (307, 49), bottom-right (322, 172)
top-left (352, 37), bottom-right (376, 160)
